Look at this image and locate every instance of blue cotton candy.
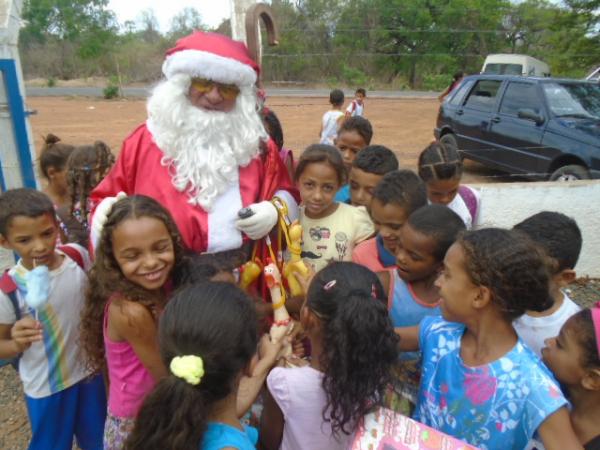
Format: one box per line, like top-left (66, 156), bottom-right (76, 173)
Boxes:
top-left (25, 266), bottom-right (51, 309)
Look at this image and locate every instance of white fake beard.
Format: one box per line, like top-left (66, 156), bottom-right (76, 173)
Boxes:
top-left (146, 74), bottom-right (268, 211)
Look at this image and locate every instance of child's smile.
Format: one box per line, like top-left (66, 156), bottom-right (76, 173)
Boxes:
top-left (112, 216), bottom-right (175, 291)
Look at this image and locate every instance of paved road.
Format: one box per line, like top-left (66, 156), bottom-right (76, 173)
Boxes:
top-left (25, 86), bottom-right (438, 99)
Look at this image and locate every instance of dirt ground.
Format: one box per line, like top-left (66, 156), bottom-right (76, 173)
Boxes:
top-left (26, 95), bottom-right (505, 184)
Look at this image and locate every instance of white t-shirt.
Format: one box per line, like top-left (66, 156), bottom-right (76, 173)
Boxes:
top-left (513, 292), bottom-right (581, 357)
top-left (300, 203), bottom-right (374, 272)
top-left (320, 110), bottom-right (345, 145)
top-left (445, 185), bottom-right (480, 229)
top-left (267, 365), bottom-right (351, 450)
top-left (0, 244), bottom-right (92, 398)
top-left (346, 100), bottom-right (364, 117)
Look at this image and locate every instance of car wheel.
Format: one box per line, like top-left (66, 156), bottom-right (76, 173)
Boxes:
top-left (439, 134), bottom-right (464, 159)
top-left (549, 164), bottom-right (590, 181)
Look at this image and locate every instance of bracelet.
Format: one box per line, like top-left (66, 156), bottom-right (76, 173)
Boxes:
top-left (273, 317), bottom-right (292, 327)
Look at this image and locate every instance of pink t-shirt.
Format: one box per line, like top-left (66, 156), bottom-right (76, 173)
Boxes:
top-left (352, 237), bottom-right (392, 273)
top-left (104, 297), bottom-right (156, 418)
top-left (267, 366), bottom-right (352, 450)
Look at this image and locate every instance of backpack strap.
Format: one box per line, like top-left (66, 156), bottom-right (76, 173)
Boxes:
top-left (458, 185), bottom-right (478, 224)
top-left (0, 271), bottom-right (22, 371)
top-left (58, 245), bottom-right (85, 270)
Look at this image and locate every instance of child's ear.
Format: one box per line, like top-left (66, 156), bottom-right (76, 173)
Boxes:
top-left (300, 305), bottom-right (318, 332)
top-left (473, 285), bottom-right (491, 309)
top-left (0, 234), bottom-right (12, 251)
top-left (46, 166), bottom-right (57, 179)
top-left (555, 269), bottom-right (576, 288)
top-left (581, 368), bottom-right (600, 391)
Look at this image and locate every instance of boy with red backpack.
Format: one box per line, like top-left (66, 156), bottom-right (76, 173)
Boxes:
top-left (0, 188), bottom-right (105, 450)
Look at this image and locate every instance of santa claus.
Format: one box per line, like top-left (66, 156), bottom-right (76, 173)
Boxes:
top-left (90, 32), bottom-right (298, 253)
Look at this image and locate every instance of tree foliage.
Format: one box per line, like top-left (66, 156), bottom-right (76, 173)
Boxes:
top-left (18, 0), bottom-right (600, 87)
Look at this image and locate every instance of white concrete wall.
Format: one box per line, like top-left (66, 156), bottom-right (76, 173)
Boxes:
top-left (475, 180), bottom-right (600, 277)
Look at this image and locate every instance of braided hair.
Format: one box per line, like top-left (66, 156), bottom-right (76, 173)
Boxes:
top-left (67, 141), bottom-right (115, 229)
top-left (418, 142), bottom-right (463, 183)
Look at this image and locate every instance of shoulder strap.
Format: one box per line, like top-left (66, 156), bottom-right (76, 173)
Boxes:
top-left (458, 185), bottom-right (478, 223)
top-left (0, 272), bottom-right (21, 370)
top-left (58, 245), bottom-right (85, 270)
top-left (0, 271), bottom-right (20, 321)
top-left (0, 270), bottom-right (17, 295)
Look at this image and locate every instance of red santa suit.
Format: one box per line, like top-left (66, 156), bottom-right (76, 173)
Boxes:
top-left (91, 123), bottom-right (295, 253)
top-left (90, 31), bottom-right (297, 253)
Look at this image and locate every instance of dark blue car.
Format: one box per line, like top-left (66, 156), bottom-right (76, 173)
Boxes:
top-left (434, 75), bottom-right (600, 180)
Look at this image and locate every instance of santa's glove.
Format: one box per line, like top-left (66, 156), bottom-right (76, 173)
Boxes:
top-left (90, 192), bottom-right (127, 250)
top-left (235, 201), bottom-right (278, 240)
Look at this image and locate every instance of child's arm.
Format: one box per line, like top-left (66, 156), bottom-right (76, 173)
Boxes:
top-left (111, 301), bottom-right (167, 381)
top-left (0, 319), bottom-right (43, 358)
top-left (538, 407), bottom-right (583, 450)
top-left (377, 270), bottom-right (391, 297)
top-left (236, 334), bottom-right (286, 417)
top-left (259, 383), bottom-right (285, 450)
top-left (395, 325), bottom-right (421, 352)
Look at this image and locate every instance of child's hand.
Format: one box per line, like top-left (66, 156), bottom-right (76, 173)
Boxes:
top-left (293, 264), bottom-right (315, 295)
top-left (11, 317), bottom-right (43, 352)
top-left (258, 333), bottom-right (286, 364)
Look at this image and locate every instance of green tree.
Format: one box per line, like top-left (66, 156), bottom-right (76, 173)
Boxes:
top-left (168, 7), bottom-right (205, 39)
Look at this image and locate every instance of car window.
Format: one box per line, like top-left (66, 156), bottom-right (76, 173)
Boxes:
top-left (449, 80), bottom-right (474, 105)
top-left (543, 82), bottom-right (600, 119)
top-left (500, 82), bottom-right (541, 116)
top-left (484, 63), bottom-right (523, 76)
top-left (464, 80), bottom-right (502, 112)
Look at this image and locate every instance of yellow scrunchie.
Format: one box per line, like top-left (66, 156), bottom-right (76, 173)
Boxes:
top-left (170, 355), bottom-right (205, 385)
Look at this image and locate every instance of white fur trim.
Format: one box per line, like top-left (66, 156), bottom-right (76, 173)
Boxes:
top-left (207, 180), bottom-right (243, 252)
top-left (163, 50), bottom-right (257, 86)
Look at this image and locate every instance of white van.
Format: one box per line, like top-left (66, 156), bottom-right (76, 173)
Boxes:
top-left (481, 54), bottom-right (551, 77)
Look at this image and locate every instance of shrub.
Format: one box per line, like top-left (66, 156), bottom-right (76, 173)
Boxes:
top-left (103, 84), bottom-right (120, 99)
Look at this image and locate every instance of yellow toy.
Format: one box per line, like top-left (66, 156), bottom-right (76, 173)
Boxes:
top-left (282, 220), bottom-right (309, 297)
top-left (239, 259), bottom-right (262, 292)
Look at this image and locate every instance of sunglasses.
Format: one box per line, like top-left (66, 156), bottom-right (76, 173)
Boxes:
top-left (190, 78), bottom-right (240, 100)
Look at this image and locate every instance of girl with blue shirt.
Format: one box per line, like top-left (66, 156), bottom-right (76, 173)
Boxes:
top-left (124, 282), bottom-right (284, 450)
top-left (378, 204), bottom-right (465, 405)
top-left (396, 228), bottom-right (582, 450)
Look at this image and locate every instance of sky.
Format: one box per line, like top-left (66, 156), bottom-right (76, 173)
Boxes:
top-left (107, 1), bottom-right (231, 32)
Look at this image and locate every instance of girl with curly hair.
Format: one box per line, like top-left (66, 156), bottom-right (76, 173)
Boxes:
top-left (259, 261), bottom-right (399, 450)
top-left (80, 195), bottom-right (186, 449)
top-left (396, 228), bottom-right (582, 450)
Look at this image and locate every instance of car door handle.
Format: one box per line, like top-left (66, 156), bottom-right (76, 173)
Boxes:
top-left (491, 116), bottom-right (501, 123)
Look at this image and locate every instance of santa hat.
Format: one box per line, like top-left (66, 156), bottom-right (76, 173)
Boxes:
top-left (163, 31), bottom-right (259, 87)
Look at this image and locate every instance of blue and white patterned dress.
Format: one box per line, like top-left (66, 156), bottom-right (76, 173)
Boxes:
top-left (414, 316), bottom-right (567, 450)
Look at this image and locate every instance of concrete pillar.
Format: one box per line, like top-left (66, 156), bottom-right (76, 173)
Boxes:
top-left (230, 0), bottom-right (257, 44)
top-left (0, 0), bottom-right (35, 270)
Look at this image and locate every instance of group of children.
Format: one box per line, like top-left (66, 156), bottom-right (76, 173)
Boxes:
top-left (0, 106), bottom-right (598, 450)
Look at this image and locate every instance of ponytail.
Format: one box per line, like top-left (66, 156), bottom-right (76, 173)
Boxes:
top-left (307, 262), bottom-right (399, 436)
top-left (125, 376), bottom-right (208, 450)
top-left (124, 282), bottom-right (258, 449)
